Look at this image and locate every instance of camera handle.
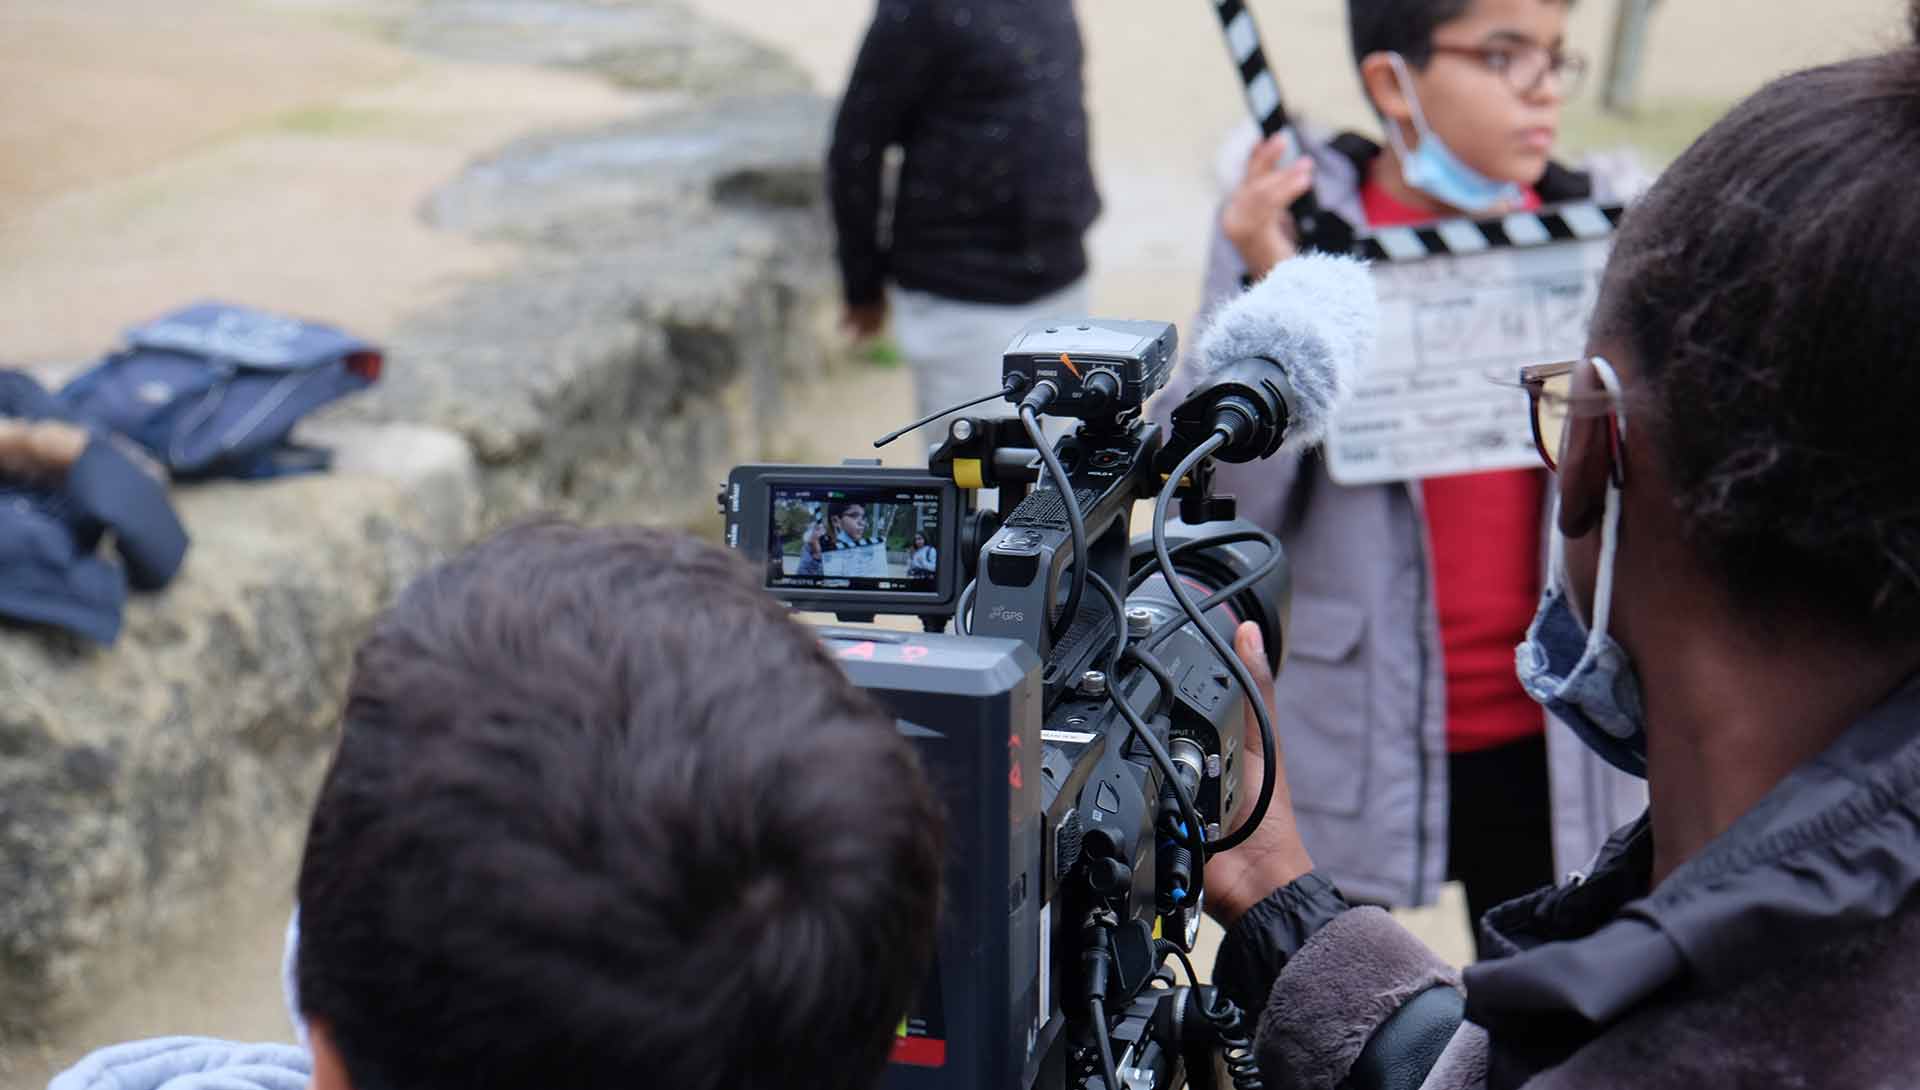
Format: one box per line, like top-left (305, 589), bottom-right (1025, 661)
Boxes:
top-left (926, 415), bottom-right (1238, 691)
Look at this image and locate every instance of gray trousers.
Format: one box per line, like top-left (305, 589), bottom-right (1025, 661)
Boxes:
top-left (889, 278), bottom-right (1093, 449)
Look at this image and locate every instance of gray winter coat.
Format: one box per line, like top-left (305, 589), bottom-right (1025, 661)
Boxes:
top-left (1158, 128), bottom-right (1648, 905)
top-left (1249, 676), bottom-right (1920, 1090)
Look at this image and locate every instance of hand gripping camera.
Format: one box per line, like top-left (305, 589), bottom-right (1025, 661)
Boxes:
top-left (722, 318), bottom-right (1292, 1090)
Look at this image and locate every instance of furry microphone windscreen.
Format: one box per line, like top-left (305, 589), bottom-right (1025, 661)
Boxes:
top-left (1193, 252), bottom-right (1376, 452)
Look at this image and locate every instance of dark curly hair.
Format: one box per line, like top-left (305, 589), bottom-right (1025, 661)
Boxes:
top-left (1596, 20), bottom-right (1920, 634)
top-left (298, 522), bottom-right (943, 1090)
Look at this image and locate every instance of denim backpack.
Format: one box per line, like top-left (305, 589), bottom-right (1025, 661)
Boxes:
top-left (59, 302), bottom-right (383, 480)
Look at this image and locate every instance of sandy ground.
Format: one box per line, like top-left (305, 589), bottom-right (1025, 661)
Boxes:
top-left (0, 0), bottom-right (652, 365)
top-left (0, 0), bottom-right (1910, 1083)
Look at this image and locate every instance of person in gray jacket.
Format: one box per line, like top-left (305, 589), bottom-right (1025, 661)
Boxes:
top-left (1163, 0), bottom-right (1647, 927)
top-left (1203, 30), bottom-right (1920, 1088)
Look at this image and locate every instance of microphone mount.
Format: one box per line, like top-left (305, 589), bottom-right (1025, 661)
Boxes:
top-left (1160, 357), bottom-right (1299, 470)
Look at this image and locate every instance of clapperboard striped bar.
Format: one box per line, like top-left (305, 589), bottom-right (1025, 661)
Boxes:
top-left (1211, 0), bottom-right (1290, 138)
top-left (1352, 202), bottom-right (1627, 261)
top-left (1208, 0), bottom-right (1355, 250)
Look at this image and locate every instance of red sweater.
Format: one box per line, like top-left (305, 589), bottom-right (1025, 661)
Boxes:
top-left (1361, 179), bottom-right (1546, 753)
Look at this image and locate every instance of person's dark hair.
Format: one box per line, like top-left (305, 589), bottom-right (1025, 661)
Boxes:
top-left (1595, 20), bottom-right (1920, 634)
top-left (296, 522), bottom-right (944, 1090)
top-left (1347, 0), bottom-right (1572, 69)
top-left (829, 500), bottom-right (863, 521)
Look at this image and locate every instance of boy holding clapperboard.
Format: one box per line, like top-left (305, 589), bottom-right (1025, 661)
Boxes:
top-left (1182, 0), bottom-right (1647, 951)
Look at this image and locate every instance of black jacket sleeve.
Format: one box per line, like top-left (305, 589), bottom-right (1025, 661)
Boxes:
top-left (826, 0), bottom-right (945, 306)
top-left (64, 436), bottom-right (188, 591)
top-left (1212, 871), bottom-right (1350, 1019)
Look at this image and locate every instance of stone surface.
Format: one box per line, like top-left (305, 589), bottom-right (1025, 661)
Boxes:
top-left (0, 426), bottom-right (477, 1029)
top-left (396, 0), bottom-right (813, 96)
top-left (362, 93), bottom-right (840, 529)
top-left (0, 0), bottom-right (843, 1039)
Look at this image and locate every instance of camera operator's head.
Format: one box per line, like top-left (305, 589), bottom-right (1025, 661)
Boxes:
top-left (294, 522), bottom-right (944, 1090)
top-left (1348, 0), bottom-right (1579, 192)
top-left (1520, 23), bottom-right (1920, 871)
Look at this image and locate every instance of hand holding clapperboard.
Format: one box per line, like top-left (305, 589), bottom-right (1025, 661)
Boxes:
top-left (1206, 0), bottom-right (1624, 486)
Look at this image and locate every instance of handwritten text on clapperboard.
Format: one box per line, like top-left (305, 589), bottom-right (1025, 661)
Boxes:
top-left (1326, 216), bottom-right (1614, 486)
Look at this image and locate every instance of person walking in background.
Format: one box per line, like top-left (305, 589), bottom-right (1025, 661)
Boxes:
top-left (826, 0), bottom-right (1101, 438)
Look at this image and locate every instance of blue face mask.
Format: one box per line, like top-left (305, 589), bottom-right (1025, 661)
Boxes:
top-left (1384, 52), bottom-right (1525, 214)
top-left (1515, 357), bottom-right (1650, 777)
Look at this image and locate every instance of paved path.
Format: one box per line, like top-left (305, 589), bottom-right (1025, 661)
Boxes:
top-left (0, 0), bottom-right (643, 364)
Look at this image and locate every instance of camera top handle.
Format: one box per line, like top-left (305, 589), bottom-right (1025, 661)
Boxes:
top-left (941, 411), bottom-right (1160, 705)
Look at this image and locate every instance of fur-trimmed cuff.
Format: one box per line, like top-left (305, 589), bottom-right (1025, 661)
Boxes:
top-left (1253, 907), bottom-right (1462, 1090)
top-left (1424, 1020), bottom-right (1489, 1090)
top-left (1214, 872), bottom-right (1349, 1018)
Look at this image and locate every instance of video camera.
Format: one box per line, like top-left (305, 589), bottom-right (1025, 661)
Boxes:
top-left (722, 318), bottom-right (1292, 1090)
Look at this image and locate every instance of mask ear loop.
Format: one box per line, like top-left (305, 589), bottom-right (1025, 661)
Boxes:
top-left (1591, 355), bottom-right (1628, 486)
top-left (1382, 52), bottom-right (1436, 160)
top-left (1580, 356), bottom-right (1629, 654)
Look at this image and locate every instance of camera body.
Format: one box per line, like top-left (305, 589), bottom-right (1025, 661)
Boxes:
top-left (722, 319), bottom-right (1290, 1090)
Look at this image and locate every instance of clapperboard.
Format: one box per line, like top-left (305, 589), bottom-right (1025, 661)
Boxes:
top-left (822, 543), bottom-right (889, 579)
top-left (1329, 203), bottom-right (1622, 485)
top-left (1207, 0), bottom-right (1624, 485)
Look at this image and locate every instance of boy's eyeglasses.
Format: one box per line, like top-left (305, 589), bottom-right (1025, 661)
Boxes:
top-left (1429, 43), bottom-right (1590, 98)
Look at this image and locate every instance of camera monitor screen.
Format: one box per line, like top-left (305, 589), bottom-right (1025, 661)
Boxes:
top-left (767, 484), bottom-right (945, 593)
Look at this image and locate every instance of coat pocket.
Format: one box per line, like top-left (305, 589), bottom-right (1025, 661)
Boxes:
top-left (1274, 594), bottom-right (1371, 817)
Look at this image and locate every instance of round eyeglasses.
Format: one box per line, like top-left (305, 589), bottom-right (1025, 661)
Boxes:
top-left (1429, 43), bottom-right (1590, 98)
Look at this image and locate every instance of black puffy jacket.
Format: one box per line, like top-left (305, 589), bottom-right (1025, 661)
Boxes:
top-left (826, 0), bottom-right (1102, 307)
